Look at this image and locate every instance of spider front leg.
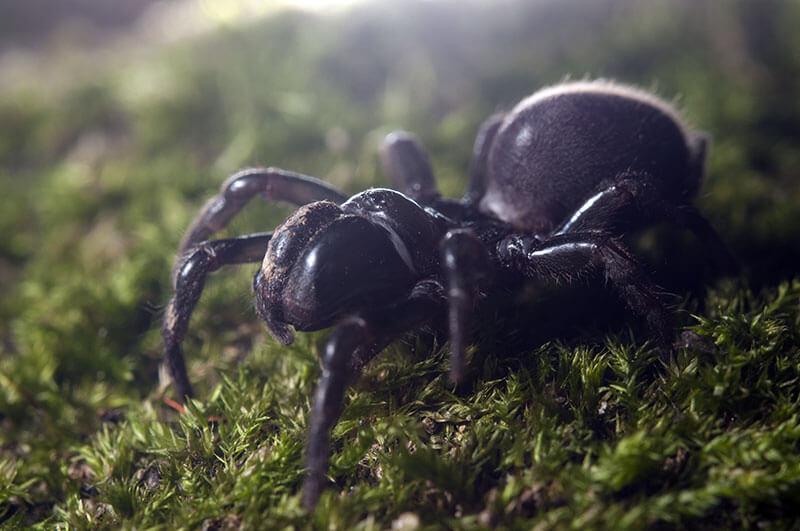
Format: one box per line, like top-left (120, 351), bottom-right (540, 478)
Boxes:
top-left (303, 280), bottom-right (444, 510)
top-left (303, 317), bottom-right (370, 511)
top-left (500, 232), bottom-right (672, 346)
top-left (163, 233), bottom-right (272, 400)
top-left (440, 230), bottom-right (492, 383)
top-left (380, 131), bottom-right (440, 204)
top-left (177, 168), bottom-right (346, 277)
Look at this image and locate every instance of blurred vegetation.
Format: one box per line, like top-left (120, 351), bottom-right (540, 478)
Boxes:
top-left (0, 0), bottom-right (799, 527)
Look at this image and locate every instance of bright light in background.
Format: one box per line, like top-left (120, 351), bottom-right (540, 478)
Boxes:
top-left (0, 0), bottom-right (370, 94)
top-left (198, 0), bottom-right (365, 23)
top-left (150, 0), bottom-right (368, 43)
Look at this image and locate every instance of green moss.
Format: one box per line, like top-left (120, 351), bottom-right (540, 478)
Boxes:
top-left (1, 0), bottom-right (800, 528)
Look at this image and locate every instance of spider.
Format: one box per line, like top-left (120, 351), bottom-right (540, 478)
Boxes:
top-left (162, 80), bottom-right (735, 509)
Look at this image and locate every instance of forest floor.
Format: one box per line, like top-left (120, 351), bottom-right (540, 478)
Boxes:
top-left (1, 0), bottom-right (799, 528)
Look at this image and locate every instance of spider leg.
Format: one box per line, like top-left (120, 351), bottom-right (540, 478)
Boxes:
top-left (499, 232), bottom-right (672, 345)
top-left (464, 112), bottom-right (504, 205)
top-left (684, 132), bottom-right (708, 199)
top-left (303, 280), bottom-right (444, 510)
top-left (439, 230), bottom-right (492, 384)
top-left (177, 168), bottom-right (345, 271)
top-left (379, 131), bottom-right (440, 204)
top-left (554, 173), bottom-right (737, 274)
top-left (302, 316), bottom-right (369, 511)
top-left (163, 232), bottom-right (272, 400)
top-left (555, 174), bottom-right (656, 235)
top-left (672, 204), bottom-right (738, 274)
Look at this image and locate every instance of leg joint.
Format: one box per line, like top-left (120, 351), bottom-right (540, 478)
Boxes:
top-left (221, 168), bottom-right (268, 201)
top-left (321, 317), bottom-right (367, 372)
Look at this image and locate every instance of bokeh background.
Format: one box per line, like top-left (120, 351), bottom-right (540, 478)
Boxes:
top-left (1, 0), bottom-right (799, 527)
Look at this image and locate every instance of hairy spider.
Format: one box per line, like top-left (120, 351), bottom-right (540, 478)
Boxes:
top-left (162, 80), bottom-right (735, 509)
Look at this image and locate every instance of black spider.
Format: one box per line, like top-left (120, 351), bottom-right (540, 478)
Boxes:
top-left (162, 80), bottom-right (735, 509)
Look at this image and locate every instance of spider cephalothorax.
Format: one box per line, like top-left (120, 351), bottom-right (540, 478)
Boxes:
top-left (162, 80), bottom-right (735, 509)
top-left (256, 190), bottom-right (451, 340)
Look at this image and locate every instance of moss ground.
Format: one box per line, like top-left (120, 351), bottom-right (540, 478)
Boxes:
top-left (1, 1), bottom-right (800, 528)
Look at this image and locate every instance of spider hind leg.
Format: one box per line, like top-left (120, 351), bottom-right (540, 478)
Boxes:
top-left (555, 172), bottom-right (736, 274)
top-left (500, 232), bottom-right (673, 347)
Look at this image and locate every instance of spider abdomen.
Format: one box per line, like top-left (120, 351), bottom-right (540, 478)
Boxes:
top-left (480, 81), bottom-right (695, 234)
